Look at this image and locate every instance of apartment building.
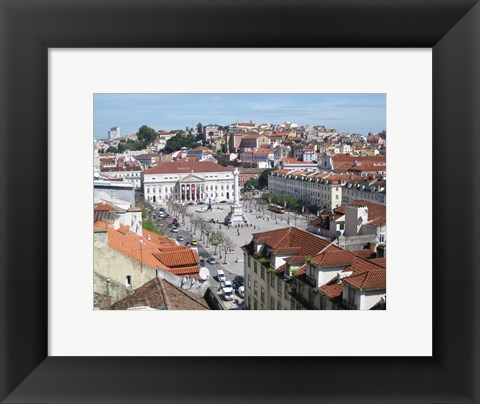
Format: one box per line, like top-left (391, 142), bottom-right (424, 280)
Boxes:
top-left (242, 227), bottom-right (386, 311)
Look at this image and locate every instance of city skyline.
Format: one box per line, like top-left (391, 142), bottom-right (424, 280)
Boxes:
top-left (94, 93), bottom-right (386, 139)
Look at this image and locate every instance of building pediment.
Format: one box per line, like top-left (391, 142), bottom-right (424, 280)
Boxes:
top-left (178, 174), bottom-right (205, 183)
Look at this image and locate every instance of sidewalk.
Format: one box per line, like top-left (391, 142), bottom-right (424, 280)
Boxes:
top-left (183, 204), bottom-right (310, 276)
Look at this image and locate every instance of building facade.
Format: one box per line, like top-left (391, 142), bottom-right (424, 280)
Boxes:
top-left (242, 227), bottom-right (386, 311)
top-left (143, 161), bottom-right (235, 204)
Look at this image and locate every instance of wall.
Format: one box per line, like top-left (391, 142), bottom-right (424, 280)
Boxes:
top-left (94, 271), bottom-right (131, 305)
top-left (94, 230), bottom-right (156, 295)
top-left (337, 234), bottom-right (376, 251)
top-left (360, 289), bottom-right (386, 310)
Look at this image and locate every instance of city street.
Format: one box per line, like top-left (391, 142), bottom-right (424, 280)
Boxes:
top-left (146, 199), bottom-right (311, 309)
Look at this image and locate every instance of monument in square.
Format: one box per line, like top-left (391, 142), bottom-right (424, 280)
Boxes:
top-left (224, 167), bottom-right (249, 226)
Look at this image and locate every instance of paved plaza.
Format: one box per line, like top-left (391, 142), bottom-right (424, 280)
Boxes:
top-left (182, 201), bottom-right (310, 276)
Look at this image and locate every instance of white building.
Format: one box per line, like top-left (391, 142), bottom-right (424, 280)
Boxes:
top-left (239, 148), bottom-right (274, 168)
top-left (268, 169), bottom-right (354, 210)
top-left (108, 126), bottom-right (120, 140)
top-left (143, 161), bottom-right (235, 204)
top-left (100, 166), bottom-right (142, 188)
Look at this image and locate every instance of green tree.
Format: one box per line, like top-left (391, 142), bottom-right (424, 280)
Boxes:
top-left (106, 146), bottom-right (117, 153)
top-left (258, 168), bottom-right (273, 188)
top-left (137, 125), bottom-right (157, 144)
top-left (196, 122), bottom-right (203, 135)
top-left (163, 133), bottom-right (197, 153)
top-left (244, 178), bottom-right (260, 189)
top-left (117, 143), bottom-right (125, 153)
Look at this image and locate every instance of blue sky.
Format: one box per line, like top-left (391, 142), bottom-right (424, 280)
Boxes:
top-left (94, 94), bottom-right (386, 139)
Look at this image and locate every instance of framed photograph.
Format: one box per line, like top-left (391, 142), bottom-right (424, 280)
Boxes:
top-left (1, 1), bottom-right (479, 403)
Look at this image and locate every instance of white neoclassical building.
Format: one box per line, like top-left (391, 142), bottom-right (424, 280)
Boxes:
top-left (143, 161), bottom-right (235, 204)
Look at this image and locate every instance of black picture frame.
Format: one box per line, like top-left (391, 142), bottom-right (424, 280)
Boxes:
top-left (1, 0), bottom-right (479, 403)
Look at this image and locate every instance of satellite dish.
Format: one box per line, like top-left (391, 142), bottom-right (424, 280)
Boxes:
top-left (199, 267), bottom-right (210, 280)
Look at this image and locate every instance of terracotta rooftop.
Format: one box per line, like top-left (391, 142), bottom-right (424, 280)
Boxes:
top-left (252, 227), bottom-right (333, 258)
top-left (153, 249), bottom-right (199, 268)
top-left (369, 257), bottom-right (387, 268)
top-left (344, 268), bottom-right (386, 291)
top-left (94, 202), bottom-right (118, 211)
top-left (319, 282), bottom-right (344, 298)
top-left (144, 161), bottom-right (231, 175)
top-left (105, 226), bottom-right (199, 276)
top-left (135, 154), bottom-right (160, 159)
top-left (311, 248), bottom-right (356, 267)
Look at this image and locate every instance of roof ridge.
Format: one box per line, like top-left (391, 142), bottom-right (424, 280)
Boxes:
top-left (163, 278), bottom-right (210, 309)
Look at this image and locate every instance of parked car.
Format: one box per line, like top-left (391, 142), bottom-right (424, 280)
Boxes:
top-left (233, 276), bottom-right (244, 291)
top-left (223, 288), bottom-right (234, 301)
top-left (191, 238), bottom-right (198, 246)
top-left (222, 281), bottom-right (234, 300)
top-left (177, 235), bottom-right (184, 242)
top-left (185, 242), bottom-right (192, 247)
top-left (209, 219), bottom-right (216, 223)
top-left (208, 256), bottom-right (217, 265)
top-left (171, 227), bottom-right (178, 233)
top-left (200, 257), bottom-right (206, 266)
top-left (237, 285), bottom-right (245, 298)
top-left (217, 269), bottom-right (225, 282)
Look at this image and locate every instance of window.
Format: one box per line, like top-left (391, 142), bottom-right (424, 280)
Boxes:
top-left (261, 267), bottom-right (265, 280)
top-left (254, 261), bottom-right (258, 274)
top-left (248, 255), bottom-right (251, 267)
top-left (270, 274), bottom-right (275, 288)
top-left (284, 284), bottom-right (288, 298)
top-left (248, 275), bottom-right (251, 289)
top-left (379, 233), bottom-right (385, 243)
top-left (277, 278), bottom-right (281, 292)
top-left (261, 287), bottom-right (265, 303)
top-left (319, 297), bottom-right (325, 310)
top-left (254, 281), bottom-right (258, 296)
top-left (254, 300), bottom-right (258, 310)
top-left (270, 297), bottom-right (275, 309)
top-left (277, 301), bottom-right (281, 310)
top-left (248, 296), bottom-right (251, 309)
top-left (347, 286), bottom-right (356, 308)
top-left (339, 223), bottom-right (345, 230)
top-left (125, 275), bottom-right (132, 287)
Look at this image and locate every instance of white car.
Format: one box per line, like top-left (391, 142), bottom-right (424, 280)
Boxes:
top-left (217, 269), bottom-right (226, 283)
top-left (222, 281), bottom-right (234, 301)
top-left (207, 256), bottom-right (216, 265)
top-left (237, 285), bottom-right (245, 298)
top-left (171, 227), bottom-right (178, 233)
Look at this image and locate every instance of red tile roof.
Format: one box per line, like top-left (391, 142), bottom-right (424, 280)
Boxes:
top-left (144, 161), bottom-right (231, 175)
top-left (106, 226), bottom-right (199, 276)
top-left (253, 227), bottom-right (332, 258)
top-left (344, 268), bottom-right (386, 291)
top-left (311, 248), bottom-right (356, 267)
top-left (319, 283), bottom-right (344, 298)
top-left (369, 257), bottom-right (386, 268)
top-left (117, 225), bottom-right (130, 235)
top-left (153, 249), bottom-right (199, 268)
top-left (94, 202), bottom-right (118, 211)
top-left (94, 220), bottom-right (108, 230)
top-left (353, 249), bottom-right (375, 259)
